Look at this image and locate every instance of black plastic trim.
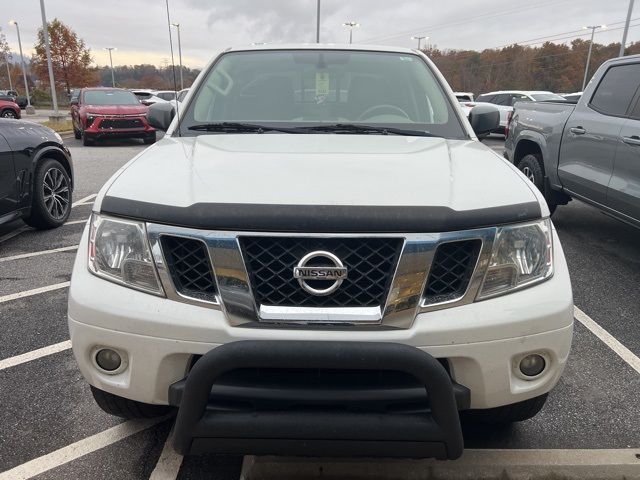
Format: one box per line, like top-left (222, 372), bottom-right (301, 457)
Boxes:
top-left (171, 341), bottom-right (465, 459)
top-left (101, 197), bottom-right (541, 233)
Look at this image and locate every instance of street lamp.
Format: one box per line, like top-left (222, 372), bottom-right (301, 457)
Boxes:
top-left (104, 47), bottom-right (116, 87)
top-left (343, 21), bottom-right (359, 44)
top-left (582, 25), bottom-right (607, 91)
top-left (411, 35), bottom-right (429, 50)
top-left (171, 23), bottom-right (183, 90)
top-left (8, 20), bottom-right (33, 114)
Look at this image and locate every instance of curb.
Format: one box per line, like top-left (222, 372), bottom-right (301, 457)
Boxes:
top-left (241, 449), bottom-right (640, 480)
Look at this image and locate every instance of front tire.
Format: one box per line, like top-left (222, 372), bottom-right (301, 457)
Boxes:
top-left (82, 131), bottom-right (95, 146)
top-left (517, 154), bottom-right (557, 215)
top-left (143, 132), bottom-right (156, 145)
top-left (463, 394), bottom-right (548, 424)
top-left (90, 386), bottom-right (173, 419)
top-left (23, 158), bottom-right (72, 230)
top-left (1, 109), bottom-right (17, 119)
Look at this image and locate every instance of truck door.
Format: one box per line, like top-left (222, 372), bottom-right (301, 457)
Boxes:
top-left (608, 94), bottom-right (640, 223)
top-left (0, 130), bottom-right (16, 217)
top-left (558, 63), bottom-right (640, 204)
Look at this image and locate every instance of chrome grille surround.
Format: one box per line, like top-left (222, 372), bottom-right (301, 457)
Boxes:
top-left (146, 224), bottom-right (497, 329)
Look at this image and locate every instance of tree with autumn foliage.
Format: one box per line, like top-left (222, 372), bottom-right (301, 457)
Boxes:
top-left (0, 27), bottom-right (12, 90)
top-left (31, 19), bottom-right (99, 95)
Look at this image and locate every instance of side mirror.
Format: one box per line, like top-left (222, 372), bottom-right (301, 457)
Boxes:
top-left (469, 104), bottom-right (500, 136)
top-left (147, 102), bottom-right (175, 131)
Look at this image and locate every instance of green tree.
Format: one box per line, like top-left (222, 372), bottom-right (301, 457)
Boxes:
top-left (31, 18), bottom-right (99, 95)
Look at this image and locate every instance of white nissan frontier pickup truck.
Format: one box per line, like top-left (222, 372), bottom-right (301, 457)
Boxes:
top-left (68, 44), bottom-right (573, 460)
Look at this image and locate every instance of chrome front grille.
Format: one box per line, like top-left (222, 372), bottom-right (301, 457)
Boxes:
top-left (240, 237), bottom-right (402, 308)
top-left (146, 224), bottom-right (497, 328)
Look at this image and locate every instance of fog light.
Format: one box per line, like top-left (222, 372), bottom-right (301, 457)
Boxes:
top-left (519, 354), bottom-right (546, 377)
top-left (95, 348), bottom-right (122, 372)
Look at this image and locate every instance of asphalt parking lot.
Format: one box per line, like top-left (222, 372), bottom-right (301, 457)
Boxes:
top-left (0, 135), bottom-right (639, 479)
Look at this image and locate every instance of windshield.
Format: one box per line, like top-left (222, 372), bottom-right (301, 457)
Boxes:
top-left (84, 90), bottom-right (140, 105)
top-left (179, 50), bottom-right (467, 138)
top-left (531, 93), bottom-right (565, 101)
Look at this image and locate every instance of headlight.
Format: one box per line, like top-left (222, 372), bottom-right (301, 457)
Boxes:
top-left (88, 214), bottom-right (163, 295)
top-left (478, 219), bottom-right (553, 299)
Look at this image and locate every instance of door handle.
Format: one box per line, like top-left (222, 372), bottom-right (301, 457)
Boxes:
top-left (622, 135), bottom-right (640, 146)
top-left (569, 126), bottom-right (586, 135)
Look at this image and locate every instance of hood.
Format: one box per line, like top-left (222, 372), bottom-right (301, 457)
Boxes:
top-left (82, 104), bottom-right (147, 115)
top-left (100, 134), bottom-right (541, 232)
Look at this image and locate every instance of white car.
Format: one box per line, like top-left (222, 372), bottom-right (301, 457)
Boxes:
top-left (68, 44), bottom-right (573, 460)
top-left (454, 92), bottom-right (475, 117)
top-left (131, 89), bottom-right (168, 106)
top-left (168, 88), bottom-right (190, 111)
top-left (474, 90), bottom-right (566, 133)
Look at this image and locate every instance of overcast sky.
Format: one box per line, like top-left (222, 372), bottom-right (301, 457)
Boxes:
top-left (4, 0), bottom-right (637, 68)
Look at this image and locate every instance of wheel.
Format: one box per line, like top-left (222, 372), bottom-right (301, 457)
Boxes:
top-left (82, 131), bottom-right (94, 146)
top-left (462, 394), bottom-right (548, 424)
top-left (143, 132), bottom-right (156, 145)
top-left (90, 386), bottom-right (173, 419)
top-left (517, 154), bottom-right (557, 215)
top-left (1, 109), bottom-right (17, 119)
top-left (23, 158), bottom-right (72, 230)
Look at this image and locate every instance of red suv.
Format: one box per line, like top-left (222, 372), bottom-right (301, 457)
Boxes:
top-left (70, 88), bottom-right (156, 146)
top-left (0, 99), bottom-right (21, 119)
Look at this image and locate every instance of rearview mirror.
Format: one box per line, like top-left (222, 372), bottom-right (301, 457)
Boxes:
top-left (469, 104), bottom-right (500, 136)
top-left (147, 102), bottom-right (175, 131)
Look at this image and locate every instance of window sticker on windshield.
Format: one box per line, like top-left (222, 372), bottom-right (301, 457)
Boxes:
top-left (316, 72), bottom-right (329, 96)
top-left (399, 57), bottom-right (414, 62)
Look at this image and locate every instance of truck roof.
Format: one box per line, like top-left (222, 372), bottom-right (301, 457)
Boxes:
top-left (224, 43), bottom-right (419, 54)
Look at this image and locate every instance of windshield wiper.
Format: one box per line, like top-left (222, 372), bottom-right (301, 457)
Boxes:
top-left (188, 122), bottom-right (305, 134)
top-left (298, 123), bottom-right (436, 137)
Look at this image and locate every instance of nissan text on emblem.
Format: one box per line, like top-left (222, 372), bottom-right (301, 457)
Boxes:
top-left (293, 251), bottom-right (348, 296)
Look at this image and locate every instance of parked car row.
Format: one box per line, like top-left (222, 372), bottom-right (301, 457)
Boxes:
top-left (70, 88), bottom-right (157, 146)
top-left (0, 89), bottom-right (28, 109)
top-left (455, 90), bottom-right (572, 134)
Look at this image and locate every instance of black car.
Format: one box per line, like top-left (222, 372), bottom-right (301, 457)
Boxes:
top-left (0, 119), bottom-right (73, 229)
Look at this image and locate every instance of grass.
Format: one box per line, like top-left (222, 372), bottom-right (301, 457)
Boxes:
top-left (41, 120), bottom-right (74, 133)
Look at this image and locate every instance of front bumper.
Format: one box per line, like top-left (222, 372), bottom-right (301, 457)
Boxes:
top-left (83, 116), bottom-right (154, 139)
top-left (169, 340), bottom-right (465, 459)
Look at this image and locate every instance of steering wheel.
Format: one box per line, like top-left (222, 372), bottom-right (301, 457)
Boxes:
top-left (358, 104), bottom-right (410, 121)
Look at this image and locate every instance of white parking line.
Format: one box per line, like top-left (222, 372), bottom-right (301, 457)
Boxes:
top-left (0, 245), bottom-right (78, 263)
top-left (149, 427), bottom-right (183, 480)
top-left (574, 306), bottom-right (640, 375)
top-left (72, 194), bottom-right (97, 207)
top-left (0, 341), bottom-right (71, 371)
top-left (0, 282), bottom-right (70, 304)
top-left (0, 418), bottom-right (165, 480)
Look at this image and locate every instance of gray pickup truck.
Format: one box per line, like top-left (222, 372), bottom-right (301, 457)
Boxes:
top-left (505, 55), bottom-right (640, 228)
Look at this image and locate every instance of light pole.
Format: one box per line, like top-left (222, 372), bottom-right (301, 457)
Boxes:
top-left (8, 20), bottom-right (33, 114)
top-left (411, 35), bottom-right (428, 50)
top-left (620, 0), bottom-right (635, 56)
top-left (104, 47), bottom-right (116, 87)
top-left (39, 0), bottom-right (59, 116)
top-left (316, 0), bottom-right (321, 43)
top-left (171, 23), bottom-right (183, 90)
top-left (582, 25), bottom-right (606, 91)
top-left (343, 21), bottom-right (359, 44)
